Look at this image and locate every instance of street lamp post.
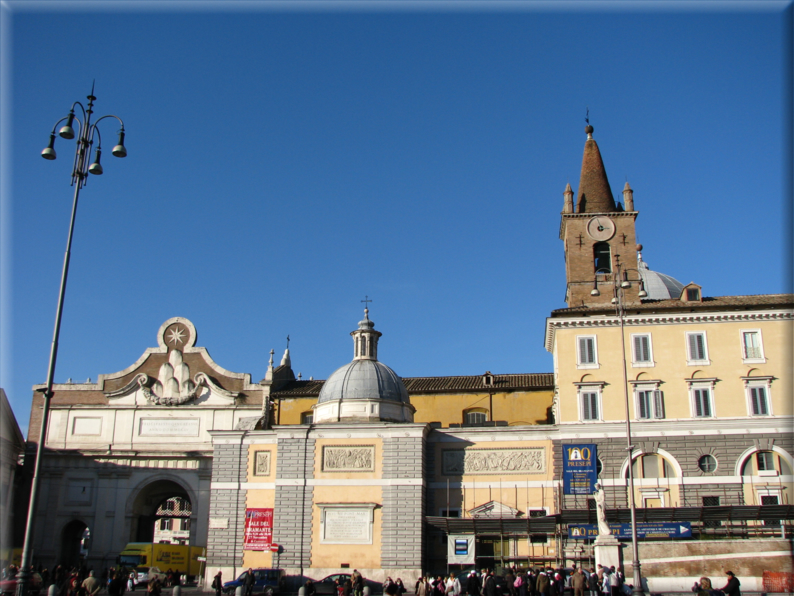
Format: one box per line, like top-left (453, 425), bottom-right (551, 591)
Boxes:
top-left (16, 86), bottom-right (126, 596)
top-left (591, 255), bottom-right (646, 596)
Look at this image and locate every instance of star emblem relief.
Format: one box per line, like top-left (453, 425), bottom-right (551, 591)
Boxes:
top-left (167, 326), bottom-right (186, 345)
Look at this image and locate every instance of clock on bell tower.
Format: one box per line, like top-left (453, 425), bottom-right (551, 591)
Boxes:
top-left (560, 125), bottom-right (641, 307)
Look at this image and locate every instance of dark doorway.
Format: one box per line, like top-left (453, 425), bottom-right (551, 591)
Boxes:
top-left (60, 520), bottom-right (88, 569)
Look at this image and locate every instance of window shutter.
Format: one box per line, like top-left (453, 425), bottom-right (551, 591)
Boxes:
top-left (579, 338), bottom-right (595, 364)
top-left (653, 390), bottom-right (665, 419)
top-left (696, 334), bottom-right (705, 359)
top-left (582, 394), bottom-right (590, 420)
top-left (695, 389), bottom-right (703, 417)
top-left (751, 387), bottom-right (767, 415)
top-left (638, 392), bottom-right (648, 419)
top-left (634, 336), bottom-right (650, 362)
top-left (589, 394), bottom-right (598, 419)
top-left (701, 389), bottom-right (711, 417)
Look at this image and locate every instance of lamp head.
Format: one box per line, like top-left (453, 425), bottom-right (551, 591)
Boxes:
top-left (611, 297), bottom-right (618, 305)
top-left (590, 288), bottom-right (600, 296)
top-left (111, 129), bottom-right (127, 158)
top-left (621, 280), bottom-right (631, 289)
top-left (88, 148), bottom-right (103, 175)
top-left (638, 281), bottom-right (647, 298)
top-left (59, 111), bottom-right (76, 140)
top-left (41, 134), bottom-right (57, 160)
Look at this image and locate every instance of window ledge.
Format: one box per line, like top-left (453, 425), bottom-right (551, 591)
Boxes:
top-left (742, 358), bottom-right (766, 365)
top-left (758, 470), bottom-right (779, 477)
top-left (576, 364), bottom-right (600, 370)
top-left (686, 359), bottom-right (711, 366)
top-left (632, 362), bottom-right (655, 368)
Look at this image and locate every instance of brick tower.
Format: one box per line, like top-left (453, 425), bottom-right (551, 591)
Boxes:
top-left (560, 125), bottom-right (641, 307)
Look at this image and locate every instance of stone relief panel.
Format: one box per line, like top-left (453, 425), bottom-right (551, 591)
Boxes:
top-left (322, 445), bottom-right (375, 472)
top-left (254, 451), bottom-right (271, 476)
top-left (442, 447), bottom-right (546, 475)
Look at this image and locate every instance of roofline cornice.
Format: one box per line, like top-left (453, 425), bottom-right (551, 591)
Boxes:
top-left (545, 308), bottom-right (794, 352)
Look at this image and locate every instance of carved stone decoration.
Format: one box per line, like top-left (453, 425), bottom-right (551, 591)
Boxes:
top-left (254, 451), bottom-right (271, 476)
top-left (442, 447), bottom-right (546, 475)
top-left (322, 446), bottom-right (375, 472)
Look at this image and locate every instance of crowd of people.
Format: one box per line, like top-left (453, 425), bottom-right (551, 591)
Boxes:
top-left (297, 566), bottom-right (742, 596)
top-left (1, 564), bottom-right (188, 596)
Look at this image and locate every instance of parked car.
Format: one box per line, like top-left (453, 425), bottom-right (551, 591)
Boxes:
top-left (134, 567), bottom-right (163, 585)
top-left (0, 573), bottom-right (42, 596)
top-left (222, 569), bottom-right (285, 596)
top-left (312, 574), bottom-right (381, 595)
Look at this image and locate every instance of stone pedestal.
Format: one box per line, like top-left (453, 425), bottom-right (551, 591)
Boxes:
top-left (594, 535), bottom-right (622, 571)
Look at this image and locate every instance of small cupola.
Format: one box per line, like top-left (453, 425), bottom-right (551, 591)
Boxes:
top-left (351, 307), bottom-right (382, 360)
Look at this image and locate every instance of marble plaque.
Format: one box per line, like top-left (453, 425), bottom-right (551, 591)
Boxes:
top-left (442, 447), bottom-right (546, 475)
top-left (209, 517), bottom-right (228, 529)
top-left (254, 451), bottom-right (271, 476)
top-left (322, 508), bottom-right (372, 544)
top-left (139, 418), bottom-right (200, 437)
top-left (322, 446), bottom-right (375, 472)
top-left (72, 417), bottom-right (102, 436)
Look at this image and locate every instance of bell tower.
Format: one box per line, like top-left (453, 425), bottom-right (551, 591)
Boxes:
top-left (560, 125), bottom-right (641, 307)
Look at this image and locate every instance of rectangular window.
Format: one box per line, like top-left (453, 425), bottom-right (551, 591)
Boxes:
top-left (581, 392), bottom-right (599, 421)
top-left (702, 496), bottom-right (720, 527)
top-left (742, 331), bottom-right (764, 359)
top-left (637, 390), bottom-right (665, 419)
top-left (750, 386), bottom-right (769, 416)
top-left (761, 495), bottom-right (779, 505)
top-left (577, 336), bottom-right (597, 367)
top-left (687, 332), bottom-right (709, 363)
top-left (632, 334), bottom-right (652, 364)
top-left (693, 388), bottom-right (712, 417)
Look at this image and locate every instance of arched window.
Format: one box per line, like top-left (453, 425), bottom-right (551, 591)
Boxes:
top-left (464, 408), bottom-right (488, 426)
top-left (593, 242), bottom-right (611, 273)
top-left (741, 450), bottom-right (792, 476)
top-left (626, 454), bottom-right (677, 479)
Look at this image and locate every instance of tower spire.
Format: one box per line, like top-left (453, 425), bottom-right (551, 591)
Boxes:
top-left (576, 124), bottom-right (616, 213)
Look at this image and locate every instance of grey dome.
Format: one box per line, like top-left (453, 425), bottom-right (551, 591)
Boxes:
top-left (318, 359), bottom-right (410, 405)
top-left (638, 254), bottom-right (685, 300)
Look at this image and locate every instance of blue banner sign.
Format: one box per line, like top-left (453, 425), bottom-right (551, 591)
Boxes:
top-left (567, 522), bottom-right (692, 540)
top-left (562, 444), bottom-right (597, 495)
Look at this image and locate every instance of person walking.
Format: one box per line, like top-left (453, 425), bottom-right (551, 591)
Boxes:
top-left (211, 572), bottom-right (223, 596)
top-left (352, 571), bottom-right (364, 596)
top-left (82, 571), bottom-right (102, 596)
top-left (244, 569), bottom-right (255, 596)
top-left (571, 568), bottom-right (586, 596)
top-left (721, 572), bottom-right (741, 596)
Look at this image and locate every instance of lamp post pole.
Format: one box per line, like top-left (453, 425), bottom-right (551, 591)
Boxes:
top-left (16, 87), bottom-right (126, 596)
top-left (612, 255), bottom-right (644, 596)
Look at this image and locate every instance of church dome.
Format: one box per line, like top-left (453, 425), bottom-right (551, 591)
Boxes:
top-left (313, 308), bottom-right (414, 424)
top-left (318, 359), bottom-right (409, 405)
top-left (638, 253), bottom-right (685, 300)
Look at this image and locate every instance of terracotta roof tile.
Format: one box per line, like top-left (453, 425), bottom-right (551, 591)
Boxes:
top-left (271, 373), bottom-right (554, 398)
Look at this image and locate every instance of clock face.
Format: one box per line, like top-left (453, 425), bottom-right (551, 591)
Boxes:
top-left (586, 216), bottom-right (616, 241)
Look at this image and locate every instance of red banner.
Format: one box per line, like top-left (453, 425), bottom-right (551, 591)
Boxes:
top-left (243, 508), bottom-right (273, 550)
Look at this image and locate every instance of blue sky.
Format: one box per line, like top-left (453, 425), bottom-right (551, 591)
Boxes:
top-left (2, 1), bottom-right (791, 434)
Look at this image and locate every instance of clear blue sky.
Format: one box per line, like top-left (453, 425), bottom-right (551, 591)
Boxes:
top-left (2, 1), bottom-right (791, 434)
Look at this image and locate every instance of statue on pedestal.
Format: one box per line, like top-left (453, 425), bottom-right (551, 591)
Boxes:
top-left (593, 483), bottom-right (611, 537)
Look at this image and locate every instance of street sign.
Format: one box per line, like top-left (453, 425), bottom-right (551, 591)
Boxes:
top-left (196, 556), bottom-right (207, 562)
top-left (568, 522), bottom-right (692, 540)
top-left (269, 544), bottom-right (280, 552)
